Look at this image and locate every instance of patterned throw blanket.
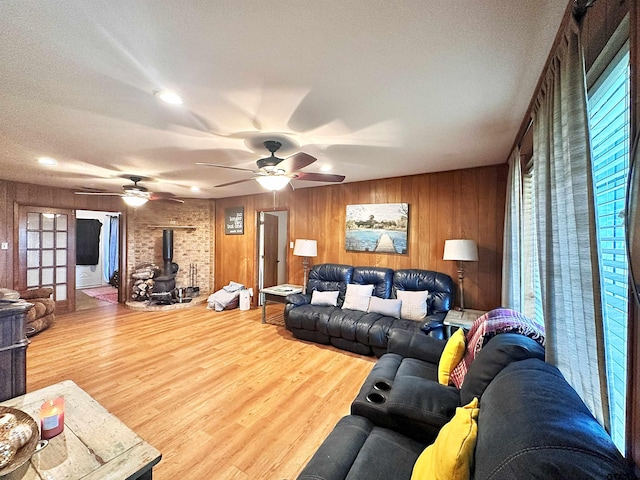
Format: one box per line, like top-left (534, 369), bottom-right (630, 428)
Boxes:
top-left (449, 308), bottom-right (545, 389)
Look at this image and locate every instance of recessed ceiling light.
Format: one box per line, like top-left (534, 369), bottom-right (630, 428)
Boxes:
top-left (38, 156), bottom-right (57, 166)
top-left (320, 164), bottom-right (333, 172)
top-left (190, 186), bottom-right (201, 192)
top-left (154, 90), bottom-right (184, 105)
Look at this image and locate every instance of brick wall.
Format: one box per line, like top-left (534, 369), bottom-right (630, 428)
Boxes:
top-left (125, 199), bottom-right (215, 296)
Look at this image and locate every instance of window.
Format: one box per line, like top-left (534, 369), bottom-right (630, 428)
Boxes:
top-left (521, 169), bottom-right (543, 326)
top-left (587, 44), bottom-right (630, 452)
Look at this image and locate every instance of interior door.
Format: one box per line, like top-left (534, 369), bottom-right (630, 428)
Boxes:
top-left (17, 206), bottom-right (75, 314)
top-left (263, 213), bottom-right (279, 288)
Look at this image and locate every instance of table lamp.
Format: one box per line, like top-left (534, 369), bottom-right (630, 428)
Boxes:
top-left (293, 239), bottom-right (317, 294)
top-left (443, 239), bottom-right (478, 310)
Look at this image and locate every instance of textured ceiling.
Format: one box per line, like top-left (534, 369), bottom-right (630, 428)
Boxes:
top-left (0, 0), bottom-right (568, 199)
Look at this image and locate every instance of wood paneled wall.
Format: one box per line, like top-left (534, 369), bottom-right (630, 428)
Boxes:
top-left (215, 164), bottom-right (508, 312)
top-left (0, 180), bottom-right (122, 290)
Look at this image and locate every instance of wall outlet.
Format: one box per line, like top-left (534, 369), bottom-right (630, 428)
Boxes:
top-left (1, 242), bottom-right (8, 250)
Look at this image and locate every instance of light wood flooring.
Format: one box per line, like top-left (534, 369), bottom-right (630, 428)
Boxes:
top-left (26, 303), bottom-right (376, 479)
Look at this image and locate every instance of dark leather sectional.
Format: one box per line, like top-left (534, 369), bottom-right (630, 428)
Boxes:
top-left (284, 263), bottom-right (454, 356)
top-left (296, 329), bottom-right (635, 479)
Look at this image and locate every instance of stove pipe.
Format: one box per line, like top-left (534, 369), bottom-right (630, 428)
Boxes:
top-left (163, 229), bottom-right (174, 276)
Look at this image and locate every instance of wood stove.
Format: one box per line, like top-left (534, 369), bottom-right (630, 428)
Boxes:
top-left (151, 230), bottom-right (177, 304)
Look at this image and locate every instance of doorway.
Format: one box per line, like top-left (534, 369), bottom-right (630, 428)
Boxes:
top-left (258, 210), bottom-right (288, 293)
top-left (75, 210), bottom-right (121, 310)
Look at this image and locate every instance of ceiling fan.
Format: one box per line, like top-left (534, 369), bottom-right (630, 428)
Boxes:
top-left (74, 176), bottom-right (184, 207)
top-left (196, 140), bottom-right (345, 191)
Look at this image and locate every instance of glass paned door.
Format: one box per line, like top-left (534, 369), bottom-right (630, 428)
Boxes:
top-left (19, 207), bottom-right (75, 314)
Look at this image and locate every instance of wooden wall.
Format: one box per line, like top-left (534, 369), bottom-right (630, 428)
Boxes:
top-left (0, 180), bottom-right (122, 290)
top-left (215, 164), bottom-right (508, 312)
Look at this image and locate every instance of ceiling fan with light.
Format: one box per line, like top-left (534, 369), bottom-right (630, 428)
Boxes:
top-left (74, 176), bottom-right (185, 207)
top-left (196, 140), bottom-right (345, 191)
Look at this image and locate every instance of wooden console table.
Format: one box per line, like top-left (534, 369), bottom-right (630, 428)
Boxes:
top-left (1, 380), bottom-right (161, 479)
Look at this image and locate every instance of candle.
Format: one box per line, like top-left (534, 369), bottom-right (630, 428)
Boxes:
top-left (39, 397), bottom-right (65, 439)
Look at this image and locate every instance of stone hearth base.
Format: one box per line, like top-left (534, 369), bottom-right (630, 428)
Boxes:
top-left (125, 294), bottom-right (208, 312)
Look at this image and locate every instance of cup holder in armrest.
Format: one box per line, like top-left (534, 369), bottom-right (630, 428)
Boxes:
top-left (373, 380), bottom-right (392, 392)
top-left (366, 392), bottom-right (386, 404)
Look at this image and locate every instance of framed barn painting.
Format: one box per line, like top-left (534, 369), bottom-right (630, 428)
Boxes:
top-left (345, 203), bottom-right (409, 254)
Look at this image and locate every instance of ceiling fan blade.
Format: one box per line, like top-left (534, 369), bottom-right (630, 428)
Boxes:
top-left (276, 152), bottom-right (316, 172)
top-left (294, 172), bottom-right (346, 183)
top-left (150, 193), bottom-right (185, 203)
top-left (215, 177), bottom-right (256, 188)
top-left (74, 191), bottom-right (122, 196)
top-left (196, 162), bottom-right (258, 173)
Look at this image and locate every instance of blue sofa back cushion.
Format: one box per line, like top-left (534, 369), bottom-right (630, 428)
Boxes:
top-left (474, 358), bottom-right (634, 480)
top-left (460, 333), bottom-right (545, 405)
top-left (308, 264), bottom-right (354, 305)
top-left (393, 269), bottom-right (454, 314)
top-left (352, 266), bottom-right (394, 299)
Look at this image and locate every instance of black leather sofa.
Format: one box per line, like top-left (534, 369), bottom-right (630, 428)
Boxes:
top-left (284, 264), bottom-right (454, 356)
top-left (297, 330), bottom-right (635, 480)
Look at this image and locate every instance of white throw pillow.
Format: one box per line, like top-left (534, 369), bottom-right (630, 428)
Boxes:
top-left (367, 296), bottom-right (402, 318)
top-left (396, 290), bottom-right (429, 321)
top-left (310, 290), bottom-right (339, 307)
top-left (342, 284), bottom-right (374, 312)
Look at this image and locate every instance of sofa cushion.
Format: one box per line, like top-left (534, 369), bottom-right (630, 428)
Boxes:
top-left (311, 290), bottom-right (339, 306)
top-left (393, 269), bottom-right (454, 314)
top-left (307, 263), bottom-right (354, 306)
top-left (352, 266), bottom-right (394, 299)
top-left (342, 284), bottom-right (374, 312)
top-left (367, 297), bottom-right (402, 318)
top-left (297, 415), bottom-right (426, 480)
top-left (459, 333), bottom-right (545, 405)
top-left (411, 397), bottom-right (479, 480)
top-left (438, 328), bottom-right (466, 385)
top-left (387, 375), bottom-right (461, 428)
top-left (397, 290), bottom-right (429, 320)
top-left (473, 358), bottom-right (634, 480)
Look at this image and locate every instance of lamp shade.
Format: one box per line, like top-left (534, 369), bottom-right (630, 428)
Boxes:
top-left (255, 175), bottom-right (291, 191)
top-left (122, 194), bottom-right (149, 207)
top-left (293, 239), bottom-right (317, 257)
top-left (443, 239), bottom-right (478, 261)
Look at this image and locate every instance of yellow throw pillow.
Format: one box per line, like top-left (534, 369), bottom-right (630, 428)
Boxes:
top-left (411, 397), bottom-right (480, 480)
top-left (438, 328), bottom-right (466, 385)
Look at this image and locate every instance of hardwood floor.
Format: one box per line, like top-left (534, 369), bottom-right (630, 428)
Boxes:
top-left (26, 303), bottom-right (376, 479)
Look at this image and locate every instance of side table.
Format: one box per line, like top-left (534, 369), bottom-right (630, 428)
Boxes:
top-left (260, 284), bottom-right (302, 324)
top-left (443, 309), bottom-right (487, 337)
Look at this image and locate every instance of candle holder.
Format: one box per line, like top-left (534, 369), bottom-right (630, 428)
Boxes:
top-left (39, 398), bottom-right (64, 439)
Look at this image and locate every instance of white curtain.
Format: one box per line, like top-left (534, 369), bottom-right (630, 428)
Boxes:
top-left (501, 147), bottom-right (523, 310)
top-left (531, 21), bottom-right (609, 428)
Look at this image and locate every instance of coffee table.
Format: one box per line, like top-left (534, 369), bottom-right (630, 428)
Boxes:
top-left (260, 284), bottom-right (303, 324)
top-left (0, 380), bottom-right (161, 479)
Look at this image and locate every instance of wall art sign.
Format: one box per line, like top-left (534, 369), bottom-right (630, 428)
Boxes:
top-left (345, 203), bottom-right (409, 254)
top-left (225, 207), bottom-right (244, 235)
